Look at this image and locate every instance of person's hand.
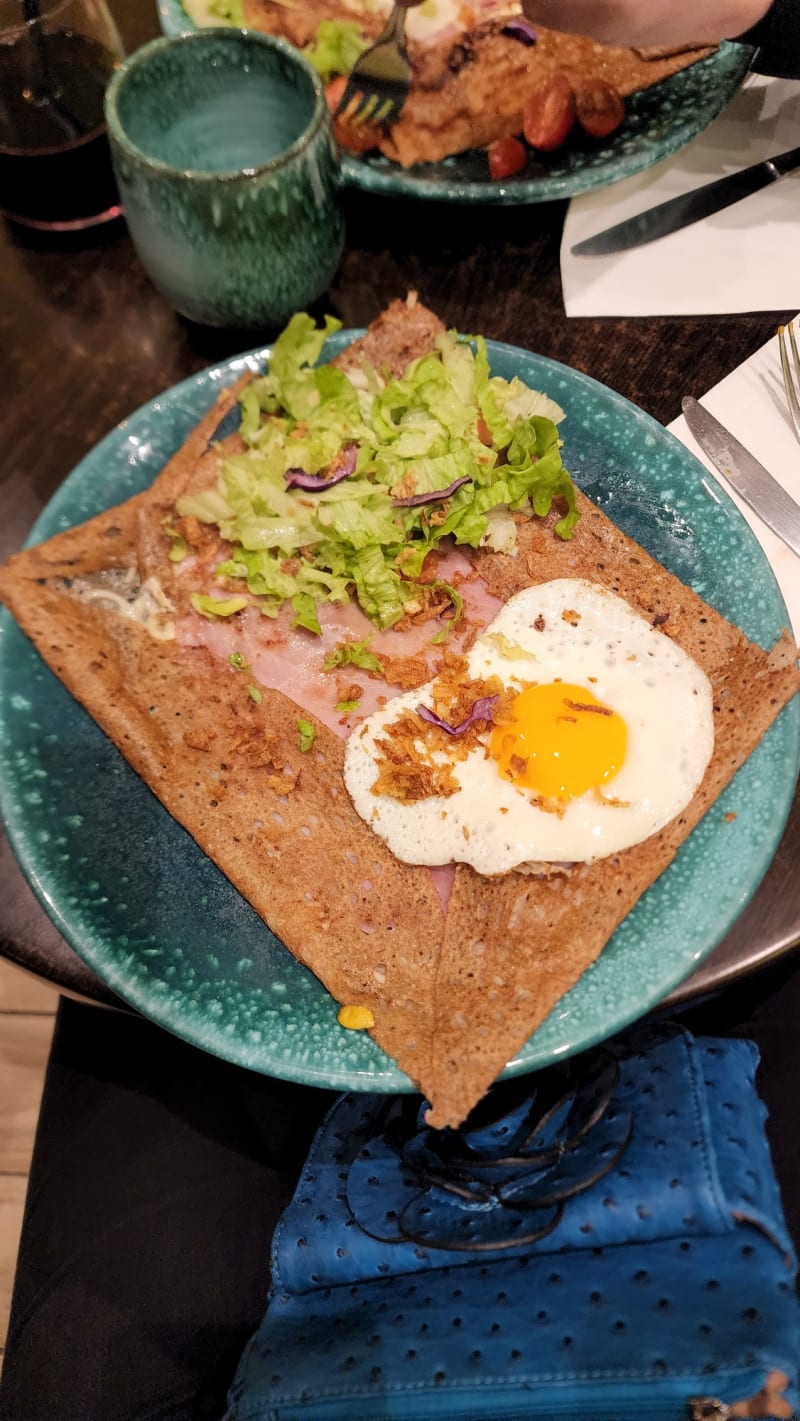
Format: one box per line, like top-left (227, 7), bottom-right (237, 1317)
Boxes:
top-left (521, 0), bottom-right (773, 47)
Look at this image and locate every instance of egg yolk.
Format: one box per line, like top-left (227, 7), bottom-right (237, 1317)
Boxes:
top-left (489, 682), bottom-right (627, 800)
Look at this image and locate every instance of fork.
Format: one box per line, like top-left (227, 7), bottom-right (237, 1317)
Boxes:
top-left (778, 318), bottom-right (800, 442)
top-left (335, 0), bottom-right (424, 131)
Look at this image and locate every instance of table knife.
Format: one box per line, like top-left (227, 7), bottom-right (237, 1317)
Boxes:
top-left (681, 396), bottom-right (800, 557)
top-left (571, 145), bottom-right (800, 256)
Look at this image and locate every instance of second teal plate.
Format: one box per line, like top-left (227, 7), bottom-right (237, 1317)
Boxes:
top-left (157, 2), bottom-right (752, 204)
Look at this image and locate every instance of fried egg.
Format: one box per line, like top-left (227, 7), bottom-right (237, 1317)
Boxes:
top-left (343, 579), bottom-right (715, 874)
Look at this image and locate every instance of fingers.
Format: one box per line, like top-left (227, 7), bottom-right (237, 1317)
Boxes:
top-left (519, 0), bottom-right (773, 47)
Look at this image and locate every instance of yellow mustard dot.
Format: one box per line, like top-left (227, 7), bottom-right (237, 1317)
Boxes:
top-left (337, 1004), bottom-right (375, 1031)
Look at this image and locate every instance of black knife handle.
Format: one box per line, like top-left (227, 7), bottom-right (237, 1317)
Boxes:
top-left (769, 145), bottom-right (800, 176)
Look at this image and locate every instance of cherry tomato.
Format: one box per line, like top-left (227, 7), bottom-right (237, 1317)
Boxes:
top-left (575, 81), bottom-right (625, 140)
top-left (324, 76), bottom-right (381, 155)
top-left (522, 71), bottom-right (577, 153)
top-left (487, 135), bottom-right (527, 181)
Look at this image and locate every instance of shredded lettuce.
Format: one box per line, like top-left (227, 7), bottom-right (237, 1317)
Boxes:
top-left (480, 631), bottom-right (537, 662)
top-left (210, 0), bottom-right (244, 22)
top-left (190, 593), bottom-right (248, 618)
top-left (297, 719), bottom-right (316, 752)
top-left (183, 0), bottom-right (245, 23)
top-left (304, 19), bottom-right (369, 80)
top-left (291, 591), bottom-right (322, 636)
top-left (429, 582), bottom-right (464, 644)
top-left (324, 639), bottom-right (384, 674)
top-left (175, 315), bottom-right (579, 631)
top-left (163, 524), bottom-right (189, 563)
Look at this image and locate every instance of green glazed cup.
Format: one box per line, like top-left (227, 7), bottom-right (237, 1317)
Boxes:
top-left (105, 30), bottom-right (344, 328)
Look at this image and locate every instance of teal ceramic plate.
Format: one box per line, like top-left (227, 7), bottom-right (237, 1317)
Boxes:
top-left (156, 1), bottom-right (752, 204)
top-left (1, 336), bottom-right (798, 1092)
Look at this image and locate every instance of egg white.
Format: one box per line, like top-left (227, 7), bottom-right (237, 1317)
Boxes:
top-left (343, 579), bottom-right (715, 874)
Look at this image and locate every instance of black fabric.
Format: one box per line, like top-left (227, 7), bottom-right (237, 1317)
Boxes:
top-left (738, 0), bottom-right (800, 76)
top-left (0, 951), bottom-right (798, 1421)
top-left (0, 1002), bottom-right (335, 1421)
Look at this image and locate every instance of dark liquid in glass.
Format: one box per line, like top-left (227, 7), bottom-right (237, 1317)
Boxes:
top-left (0, 29), bottom-right (121, 229)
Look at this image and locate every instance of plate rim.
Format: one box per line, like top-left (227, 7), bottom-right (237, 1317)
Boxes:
top-left (1, 333), bottom-right (798, 1091)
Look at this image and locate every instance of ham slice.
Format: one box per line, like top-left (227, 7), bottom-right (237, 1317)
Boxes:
top-left (176, 544), bottom-right (505, 913)
top-left (176, 545), bottom-right (503, 736)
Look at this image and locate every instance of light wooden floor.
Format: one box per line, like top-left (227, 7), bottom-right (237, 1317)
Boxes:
top-left (0, 958), bottom-right (58, 1362)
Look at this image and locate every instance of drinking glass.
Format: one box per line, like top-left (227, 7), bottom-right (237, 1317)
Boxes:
top-left (105, 31), bottom-right (345, 328)
top-left (0, 0), bottom-right (125, 230)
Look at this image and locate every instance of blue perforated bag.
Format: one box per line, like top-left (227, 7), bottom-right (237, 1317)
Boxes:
top-left (226, 1025), bottom-right (800, 1421)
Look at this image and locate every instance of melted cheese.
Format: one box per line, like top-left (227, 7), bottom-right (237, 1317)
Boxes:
top-left (65, 569), bottom-right (176, 641)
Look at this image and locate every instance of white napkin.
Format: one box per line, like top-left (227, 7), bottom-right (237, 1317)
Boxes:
top-left (561, 75), bottom-right (800, 317)
top-left (669, 321), bottom-right (800, 635)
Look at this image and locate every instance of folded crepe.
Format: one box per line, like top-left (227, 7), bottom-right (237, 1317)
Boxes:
top-left (377, 23), bottom-right (716, 167)
top-left (242, 0), bottom-right (715, 165)
top-left (0, 298), bottom-right (797, 1129)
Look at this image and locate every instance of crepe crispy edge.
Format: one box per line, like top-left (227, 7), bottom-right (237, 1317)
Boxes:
top-left (1, 306), bottom-right (797, 1128)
